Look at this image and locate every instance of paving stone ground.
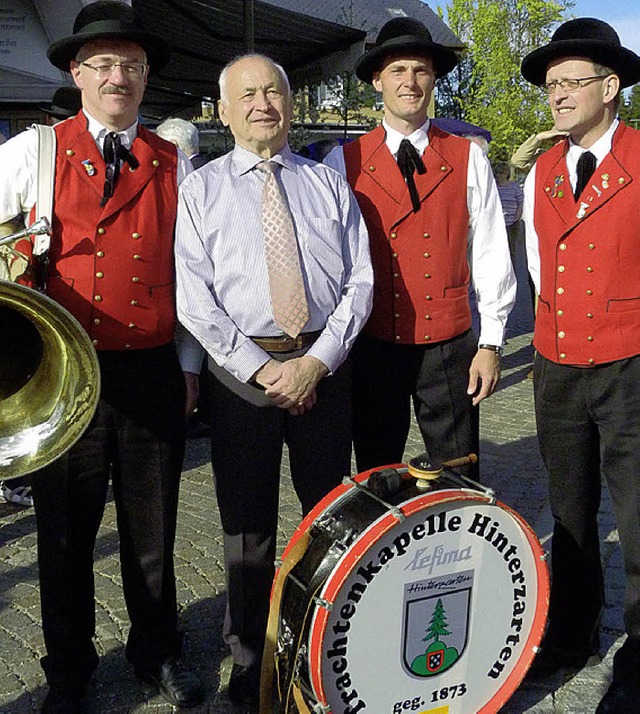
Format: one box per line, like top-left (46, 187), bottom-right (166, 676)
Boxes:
top-left (0, 250), bottom-right (625, 713)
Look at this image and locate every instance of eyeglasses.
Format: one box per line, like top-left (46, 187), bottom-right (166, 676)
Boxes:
top-left (541, 75), bottom-right (609, 94)
top-left (80, 60), bottom-right (147, 78)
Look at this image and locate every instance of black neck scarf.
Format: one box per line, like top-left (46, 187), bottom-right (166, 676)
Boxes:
top-left (101, 131), bottom-right (140, 206)
top-left (397, 138), bottom-right (426, 213)
top-left (574, 150), bottom-right (596, 201)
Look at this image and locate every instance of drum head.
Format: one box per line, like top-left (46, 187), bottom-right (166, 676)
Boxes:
top-left (306, 488), bottom-right (549, 714)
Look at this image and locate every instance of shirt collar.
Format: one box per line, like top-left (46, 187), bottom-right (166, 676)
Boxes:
top-left (83, 109), bottom-right (138, 154)
top-left (231, 142), bottom-right (296, 176)
top-left (383, 118), bottom-right (431, 158)
top-left (567, 117), bottom-right (619, 170)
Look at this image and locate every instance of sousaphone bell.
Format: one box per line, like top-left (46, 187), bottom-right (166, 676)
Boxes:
top-left (0, 219), bottom-right (100, 479)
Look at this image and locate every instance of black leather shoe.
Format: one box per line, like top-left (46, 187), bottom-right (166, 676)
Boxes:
top-left (228, 662), bottom-right (260, 705)
top-left (41, 687), bottom-right (83, 713)
top-left (526, 641), bottom-right (601, 678)
top-left (136, 657), bottom-right (204, 708)
top-left (596, 681), bottom-right (640, 713)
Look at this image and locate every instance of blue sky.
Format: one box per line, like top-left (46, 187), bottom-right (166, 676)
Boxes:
top-left (566, 0), bottom-right (640, 55)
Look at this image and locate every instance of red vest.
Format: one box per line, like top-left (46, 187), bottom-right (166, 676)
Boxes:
top-left (344, 124), bottom-right (471, 344)
top-left (22, 112), bottom-right (179, 351)
top-left (533, 121), bottom-right (640, 366)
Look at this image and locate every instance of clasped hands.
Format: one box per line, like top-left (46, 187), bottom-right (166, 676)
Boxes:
top-left (253, 354), bottom-right (328, 415)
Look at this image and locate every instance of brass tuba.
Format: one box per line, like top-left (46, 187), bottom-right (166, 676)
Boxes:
top-left (0, 221), bottom-right (100, 479)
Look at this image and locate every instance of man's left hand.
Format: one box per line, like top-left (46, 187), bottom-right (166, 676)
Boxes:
top-left (467, 349), bottom-right (501, 406)
top-left (183, 370), bottom-right (200, 417)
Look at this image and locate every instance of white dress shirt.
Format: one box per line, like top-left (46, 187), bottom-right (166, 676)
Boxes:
top-left (523, 118), bottom-right (619, 294)
top-left (324, 119), bottom-right (516, 346)
top-left (175, 143), bottom-right (373, 384)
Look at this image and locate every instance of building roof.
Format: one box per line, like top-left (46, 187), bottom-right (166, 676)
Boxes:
top-left (0, 0), bottom-right (365, 120)
top-left (134, 0), bottom-right (366, 118)
top-left (264, 0), bottom-right (464, 49)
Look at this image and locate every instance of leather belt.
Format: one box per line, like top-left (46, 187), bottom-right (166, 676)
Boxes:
top-left (251, 330), bottom-right (321, 353)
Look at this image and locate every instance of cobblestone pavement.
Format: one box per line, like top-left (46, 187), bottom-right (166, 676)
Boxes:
top-left (0, 256), bottom-right (625, 713)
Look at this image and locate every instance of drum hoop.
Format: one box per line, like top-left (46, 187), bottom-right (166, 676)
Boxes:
top-left (306, 488), bottom-right (550, 712)
top-left (278, 467), bottom-right (379, 570)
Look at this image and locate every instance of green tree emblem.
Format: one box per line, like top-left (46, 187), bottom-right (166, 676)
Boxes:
top-left (411, 598), bottom-right (460, 676)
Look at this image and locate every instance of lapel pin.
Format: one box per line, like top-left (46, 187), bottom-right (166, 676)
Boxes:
top-left (601, 173), bottom-right (610, 189)
top-left (591, 184), bottom-right (602, 197)
top-left (577, 201), bottom-right (590, 219)
top-left (82, 159), bottom-right (96, 176)
top-left (551, 174), bottom-right (564, 198)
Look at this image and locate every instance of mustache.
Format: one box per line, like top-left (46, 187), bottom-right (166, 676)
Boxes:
top-left (101, 86), bottom-right (131, 96)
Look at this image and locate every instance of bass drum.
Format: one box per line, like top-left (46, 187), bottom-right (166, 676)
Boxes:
top-left (270, 464), bottom-right (549, 714)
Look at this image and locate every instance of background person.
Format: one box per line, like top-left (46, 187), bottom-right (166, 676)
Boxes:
top-left (493, 160), bottom-right (524, 269)
top-left (155, 116), bottom-right (206, 169)
top-left (174, 54), bottom-right (372, 705)
top-left (0, 2), bottom-right (204, 710)
top-left (521, 18), bottom-right (640, 713)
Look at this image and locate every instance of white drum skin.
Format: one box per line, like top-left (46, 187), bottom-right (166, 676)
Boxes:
top-left (273, 468), bottom-right (549, 714)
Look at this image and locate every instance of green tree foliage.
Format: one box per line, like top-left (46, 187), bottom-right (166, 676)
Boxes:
top-left (424, 598), bottom-right (451, 643)
top-left (436, 0), bottom-right (572, 160)
top-left (620, 84), bottom-right (640, 129)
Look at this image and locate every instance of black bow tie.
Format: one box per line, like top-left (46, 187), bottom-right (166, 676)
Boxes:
top-left (397, 139), bottom-right (426, 212)
top-left (101, 131), bottom-right (140, 206)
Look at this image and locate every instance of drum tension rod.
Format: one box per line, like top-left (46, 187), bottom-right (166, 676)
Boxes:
top-left (342, 475), bottom-right (406, 522)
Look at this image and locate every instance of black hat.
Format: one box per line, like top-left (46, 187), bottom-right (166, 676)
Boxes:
top-left (47, 0), bottom-right (170, 74)
top-left (38, 86), bottom-right (83, 120)
top-left (355, 17), bottom-right (458, 83)
top-left (521, 18), bottom-right (640, 89)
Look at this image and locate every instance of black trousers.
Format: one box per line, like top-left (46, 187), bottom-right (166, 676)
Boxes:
top-left (207, 360), bottom-right (351, 667)
top-left (31, 344), bottom-right (186, 689)
top-left (351, 332), bottom-right (479, 478)
top-left (534, 353), bottom-right (640, 665)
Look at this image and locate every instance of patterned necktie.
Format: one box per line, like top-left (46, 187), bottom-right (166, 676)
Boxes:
top-left (256, 161), bottom-right (309, 338)
top-left (101, 131), bottom-right (140, 206)
top-left (574, 150), bottom-right (596, 200)
top-left (397, 138), bottom-right (426, 213)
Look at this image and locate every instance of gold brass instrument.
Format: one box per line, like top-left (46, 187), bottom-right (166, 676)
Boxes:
top-left (0, 219), bottom-right (100, 479)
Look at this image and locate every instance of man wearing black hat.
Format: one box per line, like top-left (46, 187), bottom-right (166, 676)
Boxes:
top-left (325, 18), bottom-right (516, 478)
top-left (521, 17), bottom-right (640, 713)
top-left (0, 2), bottom-right (203, 711)
top-left (39, 86), bottom-right (83, 123)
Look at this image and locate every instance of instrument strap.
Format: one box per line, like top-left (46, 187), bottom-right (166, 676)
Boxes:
top-left (33, 124), bottom-right (56, 257)
top-left (260, 531), bottom-right (310, 714)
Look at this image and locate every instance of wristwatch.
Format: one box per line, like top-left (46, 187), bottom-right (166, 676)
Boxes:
top-left (479, 343), bottom-right (503, 356)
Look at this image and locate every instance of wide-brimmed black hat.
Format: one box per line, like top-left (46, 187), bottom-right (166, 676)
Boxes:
top-left (355, 17), bottom-right (458, 83)
top-left (521, 17), bottom-right (640, 88)
top-left (48, 0), bottom-right (170, 74)
top-left (38, 86), bottom-right (83, 120)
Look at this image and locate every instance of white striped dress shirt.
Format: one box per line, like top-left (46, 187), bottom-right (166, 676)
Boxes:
top-left (175, 143), bottom-right (373, 384)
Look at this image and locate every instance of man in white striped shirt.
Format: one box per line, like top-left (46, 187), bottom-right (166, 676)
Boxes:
top-left (174, 54), bottom-right (373, 704)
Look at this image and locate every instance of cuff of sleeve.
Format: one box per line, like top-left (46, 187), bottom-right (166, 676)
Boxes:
top-left (306, 332), bottom-right (344, 375)
top-left (223, 338), bottom-right (271, 383)
top-left (478, 318), bottom-right (505, 349)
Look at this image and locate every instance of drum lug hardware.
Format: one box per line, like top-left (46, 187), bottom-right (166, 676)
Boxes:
top-left (315, 514), bottom-right (358, 548)
top-left (344, 476), bottom-right (406, 522)
top-left (312, 703), bottom-right (331, 713)
top-left (533, 645), bottom-right (542, 654)
top-left (313, 596), bottom-right (333, 611)
top-left (277, 622), bottom-right (294, 653)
